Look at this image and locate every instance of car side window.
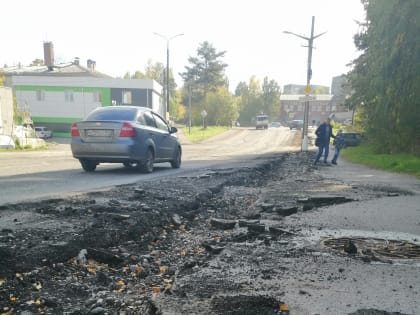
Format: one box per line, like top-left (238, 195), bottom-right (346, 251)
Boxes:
top-left (143, 111), bottom-right (156, 128)
top-left (153, 113), bottom-right (170, 132)
top-left (137, 113), bottom-right (146, 125)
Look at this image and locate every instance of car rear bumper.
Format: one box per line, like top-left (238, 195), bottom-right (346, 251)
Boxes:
top-left (71, 140), bottom-right (145, 162)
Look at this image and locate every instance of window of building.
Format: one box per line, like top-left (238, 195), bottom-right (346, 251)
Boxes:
top-left (36, 90), bottom-right (45, 101)
top-left (122, 91), bottom-right (132, 104)
top-left (65, 90), bottom-right (74, 102)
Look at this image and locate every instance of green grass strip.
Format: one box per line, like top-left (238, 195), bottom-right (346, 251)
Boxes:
top-left (182, 126), bottom-right (230, 143)
top-left (342, 145), bottom-right (420, 178)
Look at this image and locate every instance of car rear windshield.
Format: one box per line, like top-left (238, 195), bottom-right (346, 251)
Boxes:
top-left (86, 108), bottom-right (137, 121)
top-left (257, 116), bottom-right (268, 121)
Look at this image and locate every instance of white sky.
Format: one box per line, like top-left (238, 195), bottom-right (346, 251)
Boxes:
top-left (1, 0), bottom-right (365, 91)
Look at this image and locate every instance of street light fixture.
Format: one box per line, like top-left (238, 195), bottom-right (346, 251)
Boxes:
top-left (284, 16), bottom-right (326, 151)
top-left (154, 32), bottom-right (184, 120)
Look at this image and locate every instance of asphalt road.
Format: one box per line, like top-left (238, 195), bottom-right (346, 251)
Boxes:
top-left (0, 126), bottom-right (299, 205)
top-left (1, 126), bottom-right (420, 314)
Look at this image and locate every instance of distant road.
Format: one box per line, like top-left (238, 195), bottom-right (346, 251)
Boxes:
top-left (0, 127), bottom-right (300, 205)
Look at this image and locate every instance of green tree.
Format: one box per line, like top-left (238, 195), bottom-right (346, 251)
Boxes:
top-left (0, 68), bottom-right (4, 86)
top-left (235, 76), bottom-right (263, 126)
top-left (123, 72), bottom-right (132, 79)
top-left (262, 77), bottom-right (281, 120)
top-left (205, 87), bottom-right (237, 126)
top-left (122, 60), bottom-right (181, 121)
top-left (347, 0), bottom-right (420, 154)
top-left (31, 59), bottom-right (44, 66)
top-left (314, 86), bottom-right (329, 94)
top-left (143, 59), bottom-right (165, 82)
top-left (180, 42), bottom-right (228, 126)
top-left (181, 42), bottom-right (228, 93)
top-left (169, 89), bottom-right (185, 122)
top-left (235, 76), bottom-right (281, 126)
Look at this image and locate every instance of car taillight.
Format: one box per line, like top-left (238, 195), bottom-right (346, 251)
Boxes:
top-left (119, 122), bottom-right (136, 137)
top-left (71, 123), bottom-right (80, 137)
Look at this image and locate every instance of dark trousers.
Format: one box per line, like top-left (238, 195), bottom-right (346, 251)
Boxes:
top-left (332, 146), bottom-right (341, 163)
top-left (314, 143), bottom-right (330, 164)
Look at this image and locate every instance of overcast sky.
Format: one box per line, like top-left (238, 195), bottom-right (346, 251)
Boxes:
top-left (1, 0), bottom-right (365, 91)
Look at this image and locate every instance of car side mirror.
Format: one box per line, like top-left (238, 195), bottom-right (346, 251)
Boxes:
top-left (170, 126), bottom-right (178, 134)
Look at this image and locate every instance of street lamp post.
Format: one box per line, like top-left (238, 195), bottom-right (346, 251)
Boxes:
top-left (154, 32), bottom-right (184, 120)
top-left (284, 16), bottom-right (326, 151)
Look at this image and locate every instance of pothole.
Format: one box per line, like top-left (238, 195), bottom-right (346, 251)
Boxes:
top-left (211, 295), bottom-right (281, 315)
top-left (322, 237), bottom-right (420, 263)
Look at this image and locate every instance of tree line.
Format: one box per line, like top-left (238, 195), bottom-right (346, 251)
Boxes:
top-left (123, 41), bottom-right (281, 127)
top-left (347, 0), bottom-right (420, 155)
top-left (4, 0), bottom-right (416, 154)
top-left (126, 0), bottom-right (419, 155)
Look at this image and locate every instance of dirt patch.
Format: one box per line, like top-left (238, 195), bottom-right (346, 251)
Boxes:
top-left (0, 151), bottom-right (416, 314)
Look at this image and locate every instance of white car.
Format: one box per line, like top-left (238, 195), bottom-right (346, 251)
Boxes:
top-left (256, 115), bottom-right (269, 129)
top-left (35, 126), bottom-right (53, 139)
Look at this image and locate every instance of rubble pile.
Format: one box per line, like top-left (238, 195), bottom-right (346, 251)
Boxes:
top-left (0, 152), bottom-right (413, 314)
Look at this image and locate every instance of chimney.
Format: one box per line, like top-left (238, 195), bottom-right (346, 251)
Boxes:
top-left (74, 57), bottom-right (80, 65)
top-left (87, 59), bottom-right (96, 71)
top-left (43, 41), bottom-right (54, 71)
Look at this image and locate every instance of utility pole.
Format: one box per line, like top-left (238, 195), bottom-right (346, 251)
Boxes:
top-left (284, 16), bottom-right (326, 151)
top-left (188, 83), bottom-right (192, 134)
top-left (154, 32), bottom-right (184, 120)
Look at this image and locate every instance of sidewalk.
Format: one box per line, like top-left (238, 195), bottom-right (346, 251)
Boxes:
top-left (320, 158), bottom-right (420, 195)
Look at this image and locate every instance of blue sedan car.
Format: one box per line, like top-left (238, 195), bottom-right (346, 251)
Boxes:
top-left (71, 106), bottom-right (181, 173)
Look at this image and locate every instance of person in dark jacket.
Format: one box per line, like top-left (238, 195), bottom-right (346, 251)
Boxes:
top-left (331, 129), bottom-right (345, 165)
top-left (314, 117), bottom-right (335, 165)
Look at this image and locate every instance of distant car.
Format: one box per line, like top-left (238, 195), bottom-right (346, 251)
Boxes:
top-left (256, 115), bottom-right (269, 129)
top-left (341, 132), bottom-right (362, 147)
top-left (288, 120), bottom-right (303, 130)
top-left (270, 122), bottom-right (282, 128)
top-left (70, 106), bottom-right (182, 173)
top-left (35, 126), bottom-right (53, 139)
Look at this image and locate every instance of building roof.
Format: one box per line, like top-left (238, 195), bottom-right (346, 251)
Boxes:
top-left (11, 76), bottom-right (162, 92)
top-left (3, 63), bottom-right (112, 78)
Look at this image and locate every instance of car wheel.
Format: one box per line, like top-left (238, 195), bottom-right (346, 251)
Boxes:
top-left (80, 159), bottom-right (97, 172)
top-left (171, 147), bottom-right (182, 169)
top-left (140, 149), bottom-right (154, 173)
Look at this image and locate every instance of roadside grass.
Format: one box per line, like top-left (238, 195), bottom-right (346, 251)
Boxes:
top-left (341, 145), bottom-right (420, 178)
top-left (0, 138), bottom-right (49, 152)
top-left (0, 144), bottom-right (48, 152)
top-left (182, 126), bottom-right (230, 143)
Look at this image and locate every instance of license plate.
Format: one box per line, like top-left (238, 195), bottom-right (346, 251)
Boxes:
top-left (86, 129), bottom-right (113, 137)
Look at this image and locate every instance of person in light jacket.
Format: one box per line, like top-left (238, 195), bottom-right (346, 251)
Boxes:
top-left (331, 129), bottom-right (345, 165)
